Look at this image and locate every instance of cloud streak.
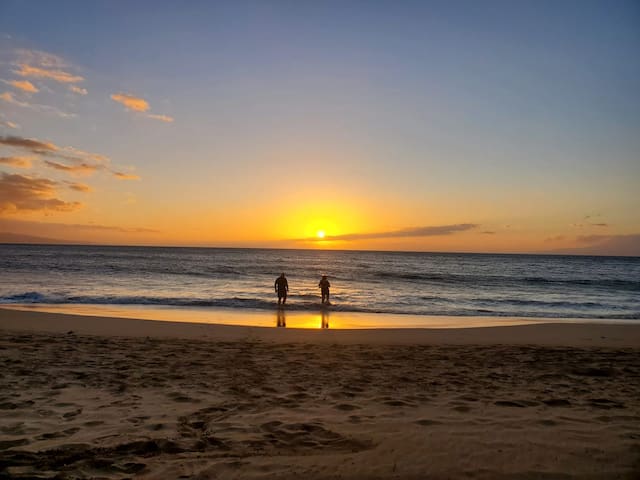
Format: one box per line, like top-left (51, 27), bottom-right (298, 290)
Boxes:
top-left (110, 92), bottom-right (173, 122)
top-left (300, 223), bottom-right (478, 242)
top-left (43, 160), bottom-right (100, 176)
top-left (13, 64), bottom-right (84, 84)
top-left (66, 182), bottom-right (92, 192)
top-left (112, 171), bottom-right (141, 180)
top-left (0, 135), bottom-right (58, 153)
top-left (1, 79), bottom-right (38, 93)
top-left (145, 113), bottom-right (174, 122)
top-left (0, 156), bottom-right (33, 168)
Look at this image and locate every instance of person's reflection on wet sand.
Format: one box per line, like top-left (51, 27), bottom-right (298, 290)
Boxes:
top-left (321, 309), bottom-right (329, 329)
top-left (276, 308), bottom-right (286, 328)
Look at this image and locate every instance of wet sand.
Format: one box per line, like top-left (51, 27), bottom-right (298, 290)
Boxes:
top-left (1, 308), bottom-right (639, 478)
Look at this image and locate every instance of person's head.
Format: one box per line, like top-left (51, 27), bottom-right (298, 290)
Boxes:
top-left (280, 273), bottom-right (285, 278)
top-left (322, 275), bottom-right (327, 279)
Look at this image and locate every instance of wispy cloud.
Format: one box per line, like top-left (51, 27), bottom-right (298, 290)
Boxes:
top-left (0, 120), bottom-right (20, 129)
top-left (0, 156), bottom-right (33, 168)
top-left (13, 49), bottom-right (68, 69)
top-left (43, 160), bottom-right (100, 176)
top-left (68, 85), bottom-right (87, 95)
top-left (300, 223), bottom-right (478, 242)
top-left (1, 79), bottom-right (38, 93)
top-left (110, 92), bottom-right (173, 122)
top-left (145, 113), bottom-right (174, 122)
top-left (13, 64), bottom-right (84, 84)
top-left (112, 171), bottom-right (141, 181)
top-left (0, 172), bottom-right (82, 214)
top-left (0, 91), bottom-right (75, 118)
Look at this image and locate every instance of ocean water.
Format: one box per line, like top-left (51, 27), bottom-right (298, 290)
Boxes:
top-left (0, 244), bottom-right (638, 320)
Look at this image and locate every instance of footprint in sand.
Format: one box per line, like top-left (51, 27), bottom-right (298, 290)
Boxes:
top-left (415, 419), bottom-right (442, 426)
top-left (36, 427), bottom-right (80, 440)
top-left (167, 391), bottom-right (200, 403)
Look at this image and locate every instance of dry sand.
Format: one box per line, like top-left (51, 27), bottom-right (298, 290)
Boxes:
top-left (1, 308), bottom-right (639, 479)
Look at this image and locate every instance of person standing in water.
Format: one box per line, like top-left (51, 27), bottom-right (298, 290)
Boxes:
top-left (318, 275), bottom-right (331, 304)
top-left (274, 273), bottom-right (289, 305)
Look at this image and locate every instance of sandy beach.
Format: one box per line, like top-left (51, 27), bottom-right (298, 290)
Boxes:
top-left (1, 308), bottom-right (640, 479)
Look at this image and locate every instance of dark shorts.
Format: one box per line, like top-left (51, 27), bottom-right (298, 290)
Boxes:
top-left (277, 290), bottom-right (287, 297)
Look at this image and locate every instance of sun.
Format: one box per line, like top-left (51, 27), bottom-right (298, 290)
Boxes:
top-left (316, 230), bottom-right (326, 239)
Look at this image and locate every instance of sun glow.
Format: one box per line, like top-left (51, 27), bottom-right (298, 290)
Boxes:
top-left (317, 230), bottom-right (326, 239)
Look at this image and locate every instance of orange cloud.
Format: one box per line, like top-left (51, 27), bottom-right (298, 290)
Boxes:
top-left (112, 171), bottom-right (140, 180)
top-left (0, 172), bottom-right (82, 214)
top-left (13, 64), bottom-right (84, 84)
top-left (0, 156), bottom-right (33, 168)
top-left (110, 93), bottom-right (149, 112)
top-left (2, 79), bottom-right (38, 93)
top-left (110, 93), bottom-right (173, 122)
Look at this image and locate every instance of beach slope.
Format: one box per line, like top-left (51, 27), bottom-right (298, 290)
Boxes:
top-left (1, 308), bottom-right (639, 479)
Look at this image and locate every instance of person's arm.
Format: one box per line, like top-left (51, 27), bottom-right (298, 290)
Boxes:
top-left (274, 279), bottom-right (278, 292)
top-left (285, 279), bottom-right (288, 291)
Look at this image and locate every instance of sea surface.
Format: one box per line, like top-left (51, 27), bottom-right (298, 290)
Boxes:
top-left (0, 244), bottom-right (638, 321)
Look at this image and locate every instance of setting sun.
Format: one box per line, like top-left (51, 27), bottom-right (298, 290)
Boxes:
top-left (317, 230), bottom-right (326, 239)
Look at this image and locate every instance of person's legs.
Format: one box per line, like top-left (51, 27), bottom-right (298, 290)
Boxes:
top-left (282, 293), bottom-right (287, 304)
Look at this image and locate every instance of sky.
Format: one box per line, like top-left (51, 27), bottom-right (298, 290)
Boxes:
top-left (0, 0), bottom-right (638, 254)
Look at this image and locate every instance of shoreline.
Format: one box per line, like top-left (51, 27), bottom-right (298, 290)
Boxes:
top-left (1, 306), bottom-right (640, 346)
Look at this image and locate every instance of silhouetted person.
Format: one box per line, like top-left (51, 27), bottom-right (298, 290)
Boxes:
top-left (319, 275), bottom-right (330, 304)
top-left (275, 273), bottom-right (288, 305)
top-left (276, 308), bottom-right (286, 327)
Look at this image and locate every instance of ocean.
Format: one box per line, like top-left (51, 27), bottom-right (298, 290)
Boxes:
top-left (0, 244), bottom-right (638, 321)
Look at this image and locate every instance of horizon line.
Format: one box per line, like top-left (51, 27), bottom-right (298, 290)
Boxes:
top-left (0, 241), bottom-right (637, 258)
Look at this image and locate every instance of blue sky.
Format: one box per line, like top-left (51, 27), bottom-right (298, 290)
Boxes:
top-left (0, 1), bottom-right (638, 253)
